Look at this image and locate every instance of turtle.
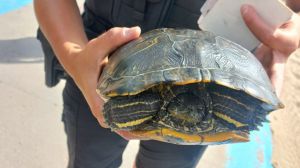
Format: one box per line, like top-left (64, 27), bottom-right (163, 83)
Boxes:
top-left (96, 28), bottom-right (283, 145)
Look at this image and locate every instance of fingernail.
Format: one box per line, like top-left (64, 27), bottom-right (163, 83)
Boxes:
top-left (133, 26), bottom-right (141, 34)
top-left (124, 26), bottom-right (141, 37)
top-left (241, 5), bottom-right (249, 15)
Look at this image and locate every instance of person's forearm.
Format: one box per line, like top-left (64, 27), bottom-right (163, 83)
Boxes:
top-left (34, 0), bottom-right (88, 71)
top-left (286, 0), bottom-right (300, 13)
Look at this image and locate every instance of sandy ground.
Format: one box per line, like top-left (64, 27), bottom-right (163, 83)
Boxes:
top-left (270, 51), bottom-right (300, 168)
top-left (0, 1), bottom-right (299, 168)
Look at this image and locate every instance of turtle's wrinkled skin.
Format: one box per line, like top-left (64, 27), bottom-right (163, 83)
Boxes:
top-left (97, 28), bottom-right (283, 145)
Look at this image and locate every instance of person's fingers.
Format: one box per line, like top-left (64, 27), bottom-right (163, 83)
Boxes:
top-left (270, 50), bottom-right (286, 96)
top-left (255, 44), bottom-right (271, 62)
top-left (93, 57), bottom-right (109, 127)
top-left (241, 5), bottom-right (281, 48)
top-left (254, 45), bottom-right (286, 96)
top-left (80, 81), bottom-right (108, 128)
top-left (116, 130), bottom-right (150, 140)
top-left (79, 27), bottom-right (141, 128)
top-left (116, 130), bottom-right (138, 140)
top-left (255, 44), bottom-right (273, 76)
top-left (91, 92), bottom-right (109, 128)
top-left (98, 56), bottom-right (108, 80)
top-left (240, 5), bottom-right (275, 42)
top-left (279, 14), bottom-right (300, 55)
top-left (89, 26), bottom-right (141, 59)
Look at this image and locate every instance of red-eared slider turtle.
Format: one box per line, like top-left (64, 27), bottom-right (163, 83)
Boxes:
top-left (97, 28), bottom-right (283, 145)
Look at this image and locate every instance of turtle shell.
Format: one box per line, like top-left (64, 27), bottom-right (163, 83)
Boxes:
top-left (97, 28), bottom-right (283, 145)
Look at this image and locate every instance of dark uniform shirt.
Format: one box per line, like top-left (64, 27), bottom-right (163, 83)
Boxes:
top-left (84, 0), bottom-right (206, 32)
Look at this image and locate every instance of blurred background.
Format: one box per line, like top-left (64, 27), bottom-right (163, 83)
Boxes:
top-left (0, 0), bottom-right (299, 167)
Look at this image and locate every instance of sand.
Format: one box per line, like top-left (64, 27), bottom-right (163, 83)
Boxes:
top-left (271, 50), bottom-right (300, 168)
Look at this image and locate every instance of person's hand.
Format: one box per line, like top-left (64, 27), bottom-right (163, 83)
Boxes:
top-left (241, 5), bottom-right (300, 96)
top-left (63, 26), bottom-right (161, 141)
top-left (65, 27), bottom-right (141, 131)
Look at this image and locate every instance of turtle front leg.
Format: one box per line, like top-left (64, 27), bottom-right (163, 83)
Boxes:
top-left (103, 91), bottom-right (162, 130)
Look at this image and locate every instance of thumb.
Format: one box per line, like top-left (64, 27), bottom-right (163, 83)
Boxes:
top-left (89, 26), bottom-right (141, 58)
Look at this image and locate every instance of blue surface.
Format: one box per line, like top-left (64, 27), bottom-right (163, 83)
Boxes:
top-left (227, 123), bottom-right (273, 168)
top-left (0, 0), bottom-right (32, 14)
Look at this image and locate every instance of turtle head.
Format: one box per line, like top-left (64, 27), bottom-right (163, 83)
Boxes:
top-left (159, 84), bottom-right (214, 133)
top-left (167, 93), bottom-right (207, 123)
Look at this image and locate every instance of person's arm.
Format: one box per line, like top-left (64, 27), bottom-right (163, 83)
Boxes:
top-left (34, 0), bottom-right (88, 72)
top-left (34, 0), bottom-right (141, 128)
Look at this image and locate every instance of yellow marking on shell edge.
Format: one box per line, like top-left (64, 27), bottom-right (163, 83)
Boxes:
top-left (212, 92), bottom-right (253, 111)
top-left (107, 84), bottom-right (156, 97)
top-left (130, 128), bottom-right (249, 144)
top-left (173, 79), bottom-right (210, 86)
top-left (111, 100), bottom-right (160, 110)
top-left (107, 90), bottom-right (144, 97)
top-left (106, 79), bottom-right (211, 97)
top-left (115, 116), bottom-right (153, 128)
top-left (163, 129), bottom-right (203, 142)
top-left (214, 112), bottom-right (247, 128)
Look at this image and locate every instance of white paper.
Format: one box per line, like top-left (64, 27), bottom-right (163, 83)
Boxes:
top-left (198, 0), bottom-right (293, 50)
